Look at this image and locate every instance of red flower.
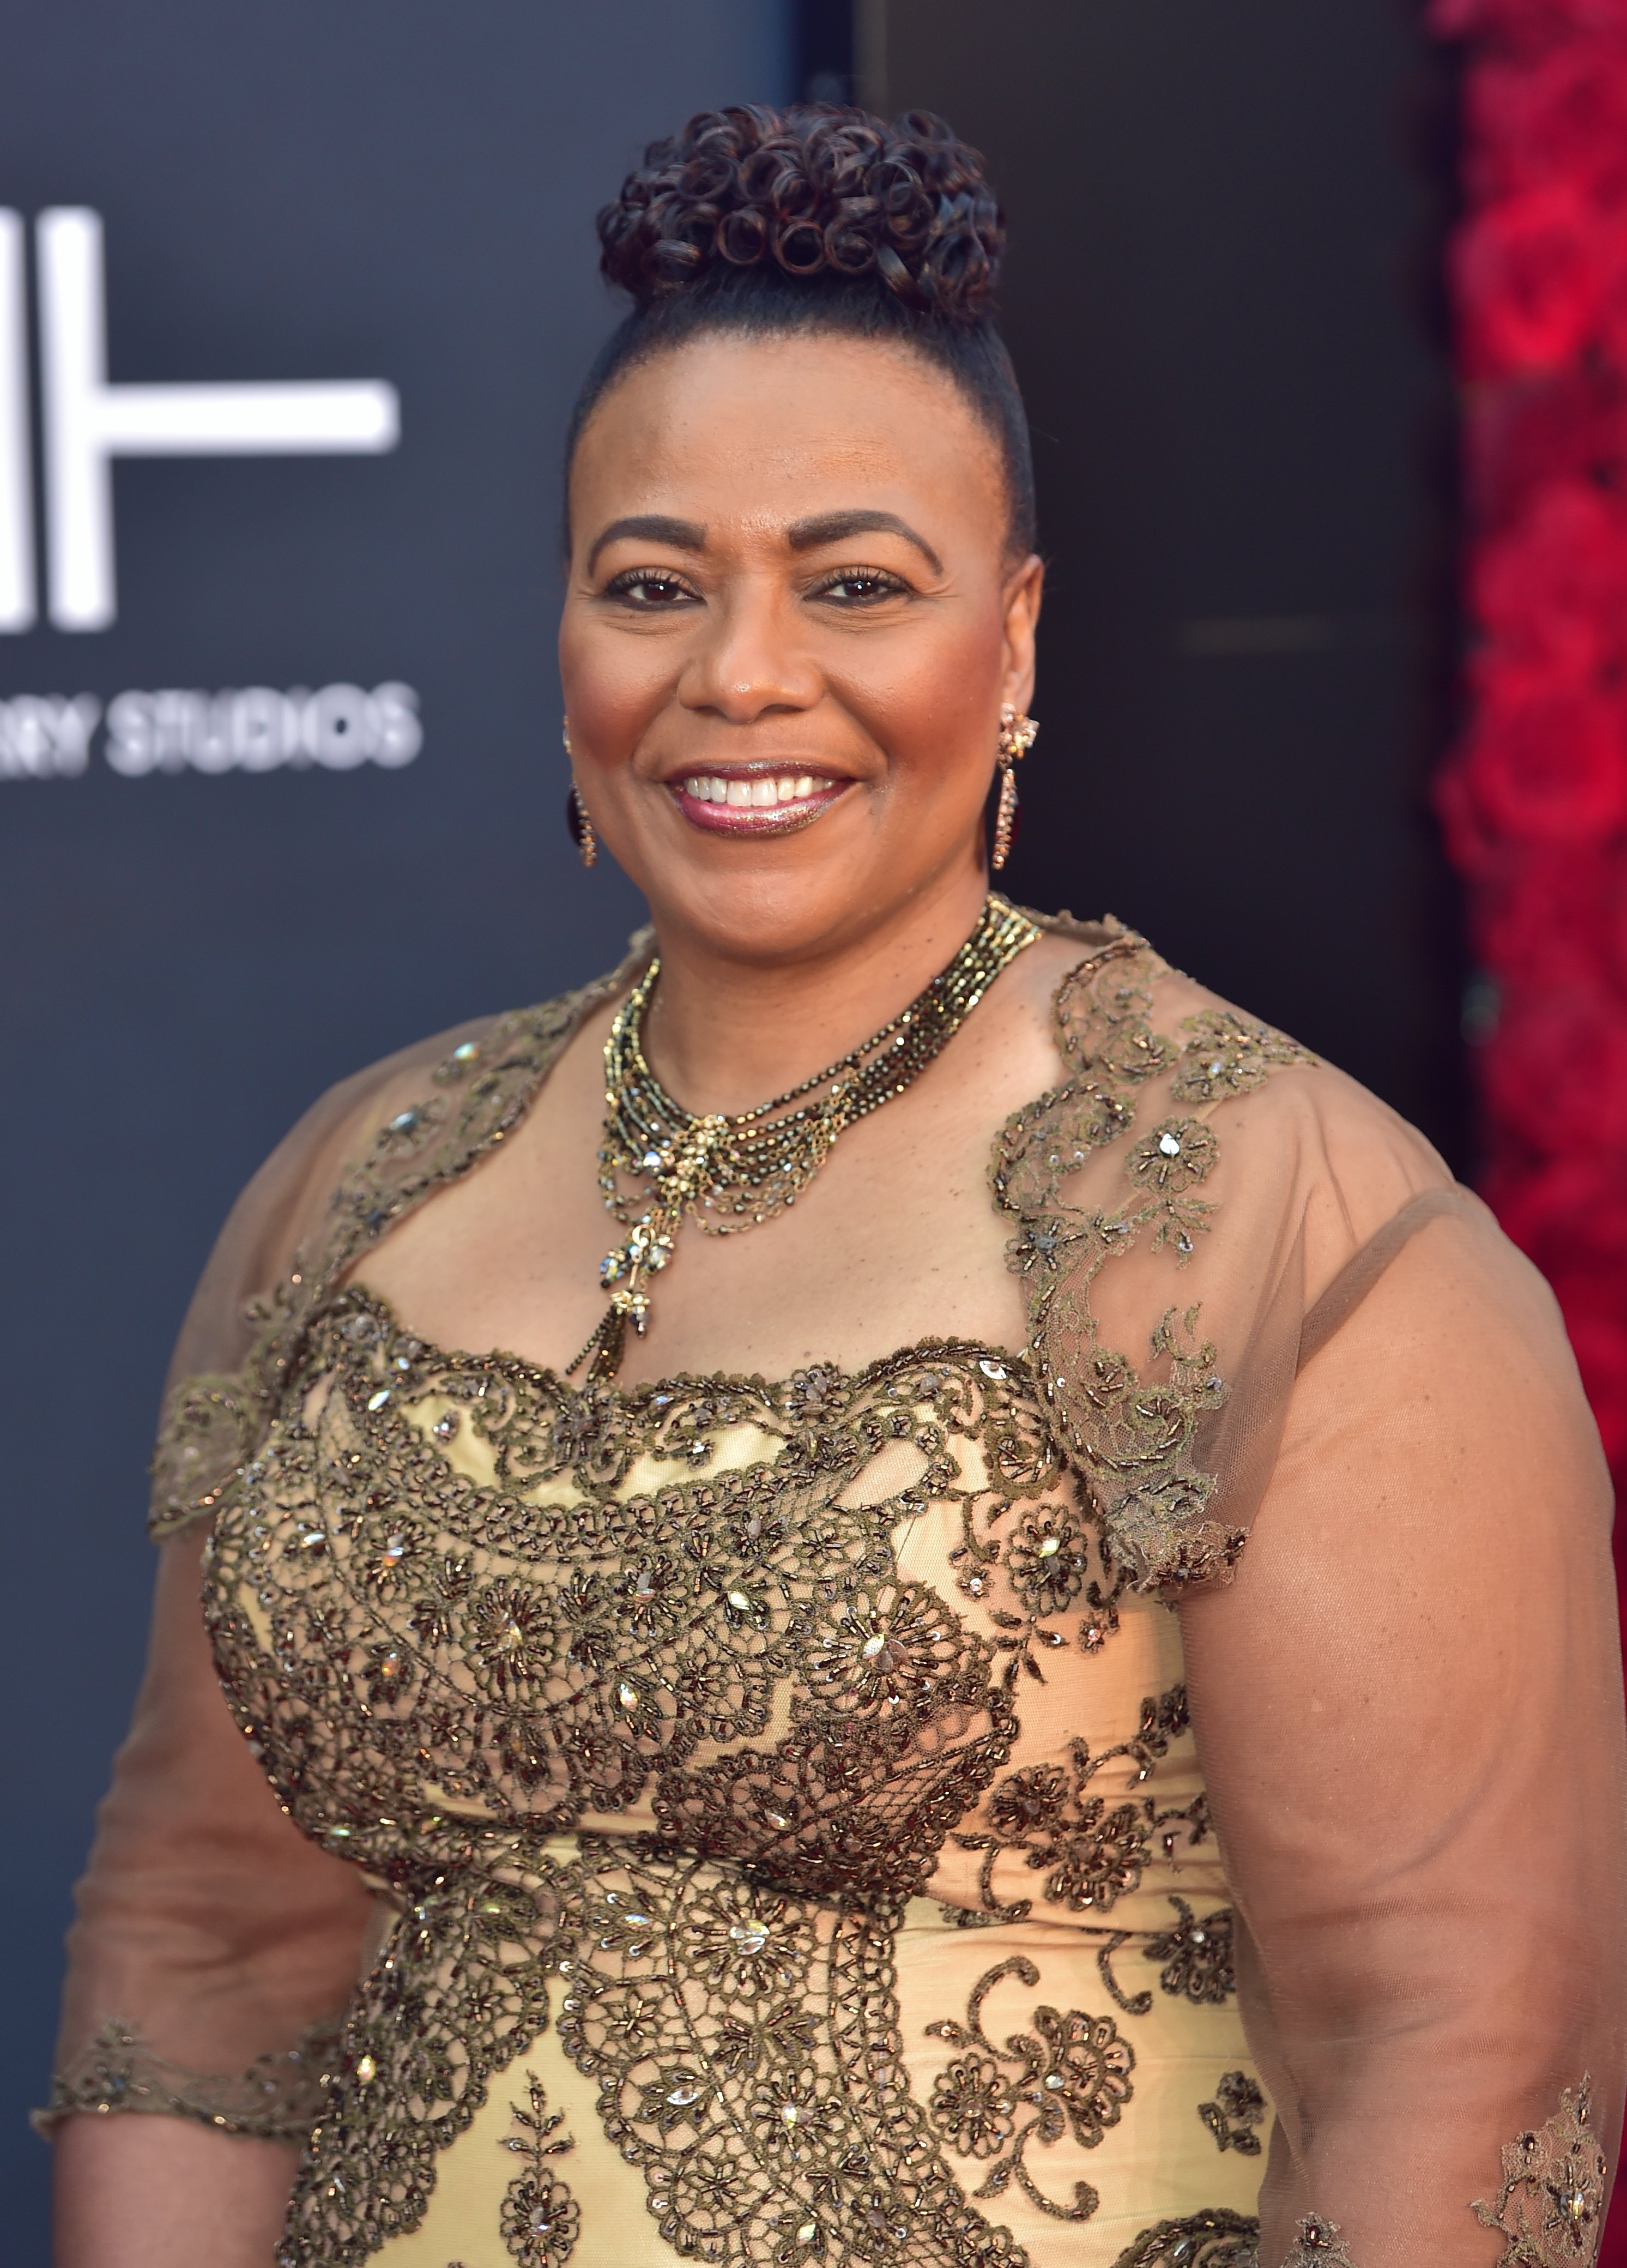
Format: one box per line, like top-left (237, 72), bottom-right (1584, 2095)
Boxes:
top-left (1466, 44), bottom-right (1627, 201)
top-left (1451, 180), bottom-right (1619, 376)
top-left (1490, 1151), bottom-right (1627, 1260)
top-left (1473, 841), bottom-right (1627, 985)
top-left (1461, 671), bottom-right (1627, 841)
top-left (1462, 364), bottom-right (1627, 528)
top-left (1470, 478), bottom-right (1627, 679)
top-left (1483, 980), bottom-right (1627, 1151)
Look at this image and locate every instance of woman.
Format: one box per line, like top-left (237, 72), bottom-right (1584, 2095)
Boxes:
top-left (45, 104), bottom-right (1627, 2268)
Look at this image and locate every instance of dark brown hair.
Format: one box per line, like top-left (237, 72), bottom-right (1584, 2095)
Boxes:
top-left (566, 104), bottom-right (1036, 556)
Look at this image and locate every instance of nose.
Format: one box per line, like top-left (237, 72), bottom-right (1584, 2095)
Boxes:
top-left (676, 584), bottom-right (822, 725)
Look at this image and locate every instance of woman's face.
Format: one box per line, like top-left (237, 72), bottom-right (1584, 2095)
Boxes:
top-left (560, 330), bottom-right (1042, 962)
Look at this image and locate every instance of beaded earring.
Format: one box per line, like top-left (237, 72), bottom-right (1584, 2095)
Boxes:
top-left (563, 717), bottom-right (597, 868)
top-left (991, 703), bottom-right (1038, 871)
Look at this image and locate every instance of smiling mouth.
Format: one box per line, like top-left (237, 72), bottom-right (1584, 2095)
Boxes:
top-left (670, 770), bottom-right (851, 835)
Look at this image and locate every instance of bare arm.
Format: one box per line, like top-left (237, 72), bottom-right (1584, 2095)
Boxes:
top-left (54, 2119), bottom-right (297, 2268)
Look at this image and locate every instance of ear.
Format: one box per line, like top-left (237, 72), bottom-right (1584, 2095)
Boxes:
top-left (1000, 554), bottom-right (1045, 710)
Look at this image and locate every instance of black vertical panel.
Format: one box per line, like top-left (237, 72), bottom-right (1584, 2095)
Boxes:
top-left (868, 0), bottom-right (1462, 1154)
top-left (0, 5), bottom-right (788, 2248)
top-left (800, 0), bottom-right (856, 100)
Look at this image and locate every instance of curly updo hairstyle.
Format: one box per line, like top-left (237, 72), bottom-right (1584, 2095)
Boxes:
top-left (567, 104), bottom-right (1036, 556)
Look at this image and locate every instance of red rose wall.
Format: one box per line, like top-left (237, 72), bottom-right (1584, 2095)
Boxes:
top-left (1430, 4), bottom-right (1627, 2237)
top-left (1431, 1), bottom-right (1627, 1546)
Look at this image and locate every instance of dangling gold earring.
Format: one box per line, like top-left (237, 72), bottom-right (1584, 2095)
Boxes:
top-left (991, 702), bottom-right (1038, 872)
top-left (563, 716), bottom-right (597, 868)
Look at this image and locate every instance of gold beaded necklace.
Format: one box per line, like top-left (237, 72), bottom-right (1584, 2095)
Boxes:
top-left (569, 893), bottom-right (1041, 1382)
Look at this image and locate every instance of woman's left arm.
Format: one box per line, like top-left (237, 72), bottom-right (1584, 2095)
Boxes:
top-left (1180, 1204), bottom-right (1627, 2267)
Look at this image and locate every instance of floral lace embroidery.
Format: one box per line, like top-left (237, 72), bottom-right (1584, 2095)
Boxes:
top-left (944, 1373), bottom-right (1132, 1681)
top-left (497, 2076), bottom-right (579, 2268)
top-left (949, 1686), bottom-right (1209, 1922)
top-left (289, 1869), bottom-right (559, 2263)
top-left (925, 1957), bottom-right (1134, 2222)
top-left (991, 932), bottom-right (1317, 1590)
top-left (1281, 2220), bottom-right (1355, 2268)
top-left (150, 955), bottom-right (642, 1538)
top-left (1142, 1897), bottom-right (1236, 2004)
top-left (555, 1841), bottom-right (1025, 2268)
top-left (1107, 2212), bottom-right (1260, 2268)
top-left (1198, 2071), bottom-right (1266, 2156)
top-left (1169, 1010), bottom-right (1314, 1104)
top-left (35, 2012), bottom-right (338, 2143)
top-left (1472, 2078), bottom-right (1607, 2268)
top-left (152, 916), bottom-right (1320, 1597)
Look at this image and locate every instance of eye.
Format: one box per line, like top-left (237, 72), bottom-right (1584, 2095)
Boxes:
top-left (602, 568), bottom-right (700, 608)
top-left (811, 565), bottom-right (911, 606)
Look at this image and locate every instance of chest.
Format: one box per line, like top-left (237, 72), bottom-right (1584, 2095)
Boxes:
top-left (350, 978), bottom-right (1050, 1385)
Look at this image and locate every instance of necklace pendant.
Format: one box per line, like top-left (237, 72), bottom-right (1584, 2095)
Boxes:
top-left (601, 1218), bottom-right (674, 1286)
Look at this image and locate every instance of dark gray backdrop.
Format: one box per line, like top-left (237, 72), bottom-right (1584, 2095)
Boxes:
top-left (0, 5), bottom-right (788, 2249)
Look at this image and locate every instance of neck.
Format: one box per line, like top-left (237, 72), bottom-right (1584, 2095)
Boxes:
top-left (640, 861), bottom-right (997, 1116)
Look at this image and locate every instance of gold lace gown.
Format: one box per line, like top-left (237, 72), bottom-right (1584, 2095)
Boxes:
top-left (46, 919), bottom-right (1627, 2268)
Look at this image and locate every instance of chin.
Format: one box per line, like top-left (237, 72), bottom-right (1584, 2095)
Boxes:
top-left (646, 837), bottom-right (983, 969)
top-left (644, 850), bottom-right (898, 964)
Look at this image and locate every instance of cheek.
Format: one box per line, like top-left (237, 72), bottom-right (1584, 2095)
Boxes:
top-left (558, 611), bottom-right (679, 760)
top-left (839, 602), bottom-right (1007, 771)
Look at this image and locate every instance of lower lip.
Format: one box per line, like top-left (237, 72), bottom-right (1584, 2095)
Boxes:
top-left (670, 781), bottom-right (852, 836)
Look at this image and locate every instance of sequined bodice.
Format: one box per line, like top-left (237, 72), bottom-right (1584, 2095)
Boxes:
top-left (202, 1286), bottom-right (1238, 2268)
top-left (204, 1286), bottom-right (1209, 1909)
top-left (205, 1289), bottom-right (1048, 1899)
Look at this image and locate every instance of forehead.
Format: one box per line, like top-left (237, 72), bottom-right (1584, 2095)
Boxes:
top-left (570, 331), bottom-right (1006, 544)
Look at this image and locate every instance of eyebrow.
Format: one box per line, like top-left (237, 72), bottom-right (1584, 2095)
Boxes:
top-left (585, 506), bottom-right (945, 580)
top-left (586, 514), bottom-right (706, 574)
top-left (787, 509), bottom-right (943, 576)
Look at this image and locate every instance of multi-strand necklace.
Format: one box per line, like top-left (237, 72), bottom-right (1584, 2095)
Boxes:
top-left (569, 892), bottom-right (1041, 1382)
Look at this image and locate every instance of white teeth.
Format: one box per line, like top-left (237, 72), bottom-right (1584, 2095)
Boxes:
top-left (682, 772), bottom-right (834, 810)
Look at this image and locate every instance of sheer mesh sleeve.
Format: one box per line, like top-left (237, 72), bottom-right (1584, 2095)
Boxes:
top-left (1002, 931), bottom-right (1627, 2257)
top-left (1183, 1199), bottom-right (1627, 2264)
top-left (43, 1525), bottom-right (380, 2139)
top-left (46, 1015), bottom-right (507, 2137)
top-left (1002, 932), bottom-right (1469, 1588)
top-left (148, 1015), bottom-right (500, 1538)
